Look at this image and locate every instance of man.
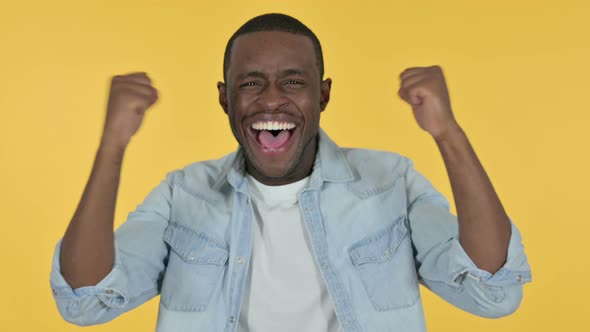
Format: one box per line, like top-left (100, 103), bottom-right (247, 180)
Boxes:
top-left (50, 13), bottom-right (531, 332)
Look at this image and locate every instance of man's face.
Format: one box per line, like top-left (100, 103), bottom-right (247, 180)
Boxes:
top-left (218, 31), bottom-right (331, 185)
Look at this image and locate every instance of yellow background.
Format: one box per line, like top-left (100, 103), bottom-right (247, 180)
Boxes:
top-left (1, 0), bottom-right (588, 330)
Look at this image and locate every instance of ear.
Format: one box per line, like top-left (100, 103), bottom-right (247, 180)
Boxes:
top-left (217, 82), bottom-right (228, 114)
top-left (320, 78), bottom-right (332, 111)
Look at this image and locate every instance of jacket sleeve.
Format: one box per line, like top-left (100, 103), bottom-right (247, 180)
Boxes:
top-left (49, 172), bottom-right (175, 326)
top-left (404, 162), bottom-right (532, 318)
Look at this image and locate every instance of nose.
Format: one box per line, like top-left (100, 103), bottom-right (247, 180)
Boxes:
top-left (258, 83), bottom-right (288, 111)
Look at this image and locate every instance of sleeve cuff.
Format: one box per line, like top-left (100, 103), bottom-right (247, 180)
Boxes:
top-left (450, 222), bottom-right (532, 287)
top-left (49, 240), bottom-right (130, 309)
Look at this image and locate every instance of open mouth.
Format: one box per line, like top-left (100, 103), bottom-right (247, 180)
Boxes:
top-left (249, 121), bottom-right (296, 151)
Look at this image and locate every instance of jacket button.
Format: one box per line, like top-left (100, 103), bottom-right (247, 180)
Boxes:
top-left (384, 249), bottom-right (392, 258)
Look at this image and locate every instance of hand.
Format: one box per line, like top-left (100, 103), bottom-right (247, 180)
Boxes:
top-left (100, 72), bottom-right (158, 149)
top-left (398, 66), bottom-right (458, 141)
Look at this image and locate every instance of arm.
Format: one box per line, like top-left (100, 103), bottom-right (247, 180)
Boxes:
top-left (59, 144), bottom-right (123, 288)
top-left (435, 124), bottom-right (510, 273)
top-left (398, 66), bottom-right (530, 318)
top-left (60, 73), bottom-right (158, 288)
top-left (398, 66), bottom-right (509, 273)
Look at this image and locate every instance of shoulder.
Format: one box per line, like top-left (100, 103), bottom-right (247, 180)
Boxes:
top-left (338, 147), bottom-right (414, 197)
top-left (165, 152), bottom-right (238, 198)
top-left (340, 147), bottom-right (412, 176)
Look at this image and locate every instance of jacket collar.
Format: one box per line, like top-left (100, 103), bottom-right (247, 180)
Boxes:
top-left (315, 128), bottom-right (354, 183)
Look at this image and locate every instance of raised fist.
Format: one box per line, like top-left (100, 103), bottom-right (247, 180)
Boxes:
top-left (101, 72), bottom-right (158, 149)
top-left (398, 66), bottom-right (458, 140)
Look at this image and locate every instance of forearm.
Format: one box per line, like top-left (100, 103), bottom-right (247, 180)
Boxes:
top-left (60, 144), bottom-right (125, 288)
top-left (435, 123), bottom-right (511, 273)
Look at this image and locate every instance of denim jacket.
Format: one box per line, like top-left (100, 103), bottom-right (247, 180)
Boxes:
top-left (50, 129), bottom-right (531, 331)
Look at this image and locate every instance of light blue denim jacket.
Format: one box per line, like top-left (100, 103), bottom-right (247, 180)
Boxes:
top-left (50, 129), bottom-right (531, 331)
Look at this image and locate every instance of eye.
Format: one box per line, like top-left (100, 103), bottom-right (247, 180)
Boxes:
top-left (285, 80), bottom-right (303, 86)
top-left (240, 81), bottom-right (260, 88)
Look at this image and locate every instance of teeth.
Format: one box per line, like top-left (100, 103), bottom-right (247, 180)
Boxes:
top-left (252, 121), bottom-right (296, 131)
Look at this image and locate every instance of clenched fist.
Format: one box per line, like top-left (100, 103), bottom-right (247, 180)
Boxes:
top-left (398, 66), bottom-right (458, 140)
top-left (101, 72), bottom-right (158, 149)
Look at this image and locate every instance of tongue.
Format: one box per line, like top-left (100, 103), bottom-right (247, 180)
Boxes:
top-left (258, 130), bottom-right (290, 149)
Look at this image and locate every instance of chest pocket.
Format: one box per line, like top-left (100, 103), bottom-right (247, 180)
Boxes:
top-left (348, 215), bottom-right (420, 311)
top-left (161, 223), bottom-right (229, 312)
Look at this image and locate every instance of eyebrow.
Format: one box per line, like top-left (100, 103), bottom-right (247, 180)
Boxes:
top-left (237, 71), bottom-right (266, 80)
top-left (236, 69), bottom-right (307, 80)
top-left (280, 69), bottom-right (306, 77)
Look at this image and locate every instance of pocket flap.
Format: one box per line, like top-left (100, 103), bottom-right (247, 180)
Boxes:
top-left (163, 223), bottom-right (229, 265)
top-left (349, 215), bottom-right (408, 265)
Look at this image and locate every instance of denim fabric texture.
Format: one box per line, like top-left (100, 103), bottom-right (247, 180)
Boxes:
top-left (50, 129), bottom-right (532, 332)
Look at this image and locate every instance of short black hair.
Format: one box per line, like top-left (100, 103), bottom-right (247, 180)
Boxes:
top-left (223, 13), bottom-right (324, 82)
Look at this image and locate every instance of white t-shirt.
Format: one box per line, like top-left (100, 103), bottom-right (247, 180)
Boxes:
top-left (238, 176), bottom-right (341, 332)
